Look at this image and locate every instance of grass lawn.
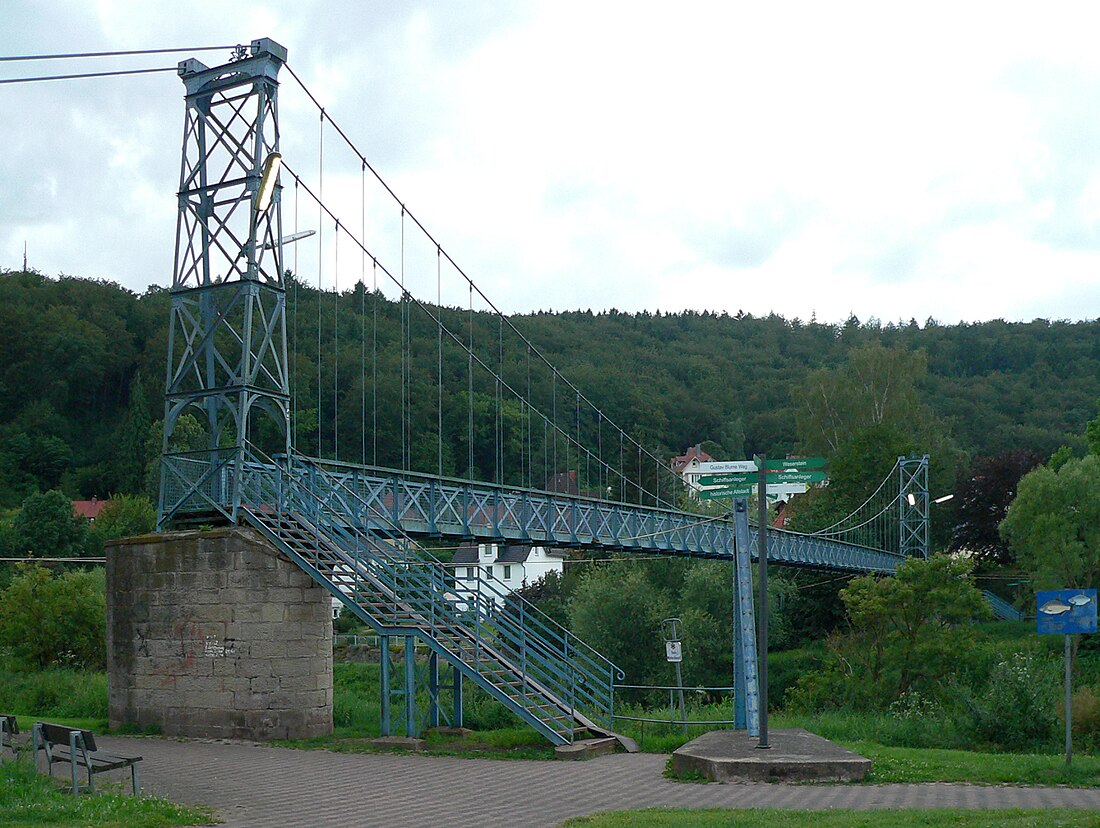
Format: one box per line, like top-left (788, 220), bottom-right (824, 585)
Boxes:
top-left (561, 809), bottom-right (1100, 827)
top-left (0, 759), bottom-right (215, 827)
top-left (851, 741), bottom-right (1100, 786)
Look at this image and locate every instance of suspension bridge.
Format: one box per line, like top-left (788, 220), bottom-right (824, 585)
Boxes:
top-left (9, 39), bottom-right (931, 749)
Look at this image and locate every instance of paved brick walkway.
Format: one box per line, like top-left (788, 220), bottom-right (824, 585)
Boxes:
top-left (80, 735), bottom-right (1100, 827)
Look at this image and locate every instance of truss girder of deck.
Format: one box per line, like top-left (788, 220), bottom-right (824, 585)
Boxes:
top-left (166, 453), bottom-right (902, 574)
top-left (302, 459), bottom-right (903, 573)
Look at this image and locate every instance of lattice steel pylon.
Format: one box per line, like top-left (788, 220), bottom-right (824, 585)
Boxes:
top-left (898, 455), bottom-right (929, 557)
top-left (159, 39), bottom-right (290, 528)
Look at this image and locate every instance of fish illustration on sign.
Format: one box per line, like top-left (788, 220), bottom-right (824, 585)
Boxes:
top-left (1068, 593), bottom-right (1093, 607)
top-left (1039, 599), bottom-right (1073, 615)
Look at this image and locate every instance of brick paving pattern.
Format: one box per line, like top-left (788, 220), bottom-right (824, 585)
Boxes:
top-left (82, 735), bottom-right (1100, 828)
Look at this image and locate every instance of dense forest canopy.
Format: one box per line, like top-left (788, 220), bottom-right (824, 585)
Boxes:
top-left (2, 268), bottom-right (1098, 512)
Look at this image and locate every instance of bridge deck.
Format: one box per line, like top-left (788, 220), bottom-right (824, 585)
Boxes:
top-left (163, 452), bottom-right (903, 574)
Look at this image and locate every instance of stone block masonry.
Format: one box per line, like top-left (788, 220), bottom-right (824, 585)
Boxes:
top-left (106, 527), bottom-right (333, 741)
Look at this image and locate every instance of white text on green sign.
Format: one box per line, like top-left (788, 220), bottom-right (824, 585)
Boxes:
top-left (769, 470), bottom-right (828, 483)
top-left (699, 485), bottom-right (755, 499)
top-left (699, 470), bottom-right (827, 487)
top-left (765, 457), bottom-right (827, 471)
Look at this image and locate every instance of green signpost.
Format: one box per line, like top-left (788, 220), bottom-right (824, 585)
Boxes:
top-left (699, 485), bottom-right (755, 500)
top-left (764, 457), bottom-right (827, 471)
top-left (769, 470), bottom-right (828, 484)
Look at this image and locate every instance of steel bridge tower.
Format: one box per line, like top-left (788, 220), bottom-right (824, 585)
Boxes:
top-left (159, 39), bottom-right (290, 528)
top-left (898, 454), bottom-right (929, 557)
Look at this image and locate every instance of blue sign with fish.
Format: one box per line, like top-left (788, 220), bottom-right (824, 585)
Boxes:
top-left (1036, 589), bottom-right (1097, 635)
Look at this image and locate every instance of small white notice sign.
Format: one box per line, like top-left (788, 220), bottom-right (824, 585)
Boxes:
top-left (696, 461), bottom-right (758, 474)
top-left (665, 641), bottom-right (683, 663)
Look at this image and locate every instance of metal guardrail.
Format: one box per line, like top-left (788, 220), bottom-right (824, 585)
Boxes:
top-left (982, 589), bottom-right (1026, 621)
top-left (230, 447), bottom-right (621, 744)
top-left (163, 450), bottom-right (901, 574)
top-left (612, 684), bottom-right (737, 727)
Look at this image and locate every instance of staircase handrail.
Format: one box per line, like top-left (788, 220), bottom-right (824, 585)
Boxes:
top-left (238, 446), bottom-right (619, 727)
top-left (289, 452), bottom-right (624, 684)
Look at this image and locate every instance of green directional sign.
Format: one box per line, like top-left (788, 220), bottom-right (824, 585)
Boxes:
top-left (699, 472), bottom-right (755, 487)
top-left (765, 457), bottom-right (828, 471)
top-left (769, 470), bottom-right (829, 483)
top-left (699, 485), bottom-right (755, 500)
top-left (700, 470), bottom-right (828, 487)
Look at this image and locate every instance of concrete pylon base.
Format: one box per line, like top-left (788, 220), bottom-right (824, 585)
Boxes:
top-left (106, 527), bottom-right (333, 741)
top-left (671, 728), bottom-right (870, 782)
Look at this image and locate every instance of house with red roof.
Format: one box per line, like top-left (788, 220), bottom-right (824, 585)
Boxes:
top-left (670, 444), bottom-right (715, 493)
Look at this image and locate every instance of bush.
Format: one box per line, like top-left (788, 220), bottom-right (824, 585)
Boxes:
top-left (962, 652), bottom-right (1058, 752)
top-left (0, 664), bottom-right (107, 719)
top-left (0, 564), bottom-right (106, 669)
top-left (93, 493), bottom-right (156, 540)
top-left (1071, 685), bottom-right (1100, 753)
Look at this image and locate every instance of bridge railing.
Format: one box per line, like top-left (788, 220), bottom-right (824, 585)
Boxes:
top-left (298, 455), bottom-right (903, 572)
top-left (230, 447), bottom-right (621, 734)
top-left (283, 453), bottom-right (623, 727)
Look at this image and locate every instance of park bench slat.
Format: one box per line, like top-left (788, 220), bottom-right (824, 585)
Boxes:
top-left (33, 722), bottom-right (142, 796)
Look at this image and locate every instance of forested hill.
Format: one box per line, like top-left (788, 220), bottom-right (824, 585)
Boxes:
top-left (2, 268), bottom-right (1098, 508)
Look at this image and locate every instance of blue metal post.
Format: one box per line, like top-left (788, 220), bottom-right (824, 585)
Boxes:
top-left (380, 634), bottom-right (391, 736)
top-left (404, 636), bottom-right (416, 737)
top-left (732, 500), bottom-right (760, 736)
top-left (429, 651), bottom-right (440, 728)
top-left (453, 666), bottom-right (464, 728)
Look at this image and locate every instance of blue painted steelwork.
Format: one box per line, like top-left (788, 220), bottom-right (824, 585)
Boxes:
top-left (228, 446), bottom-right (626, 746)
top-left (898, 456), bottom-right (929, 558)
top-left (731, 501), bottom-right (759, 735)
top-left (159, 39), bottom-right (291, 530)
top-left (164, 451), bottom-right (904, 574)
top-left (982, 590), bottom-right (1025, 622)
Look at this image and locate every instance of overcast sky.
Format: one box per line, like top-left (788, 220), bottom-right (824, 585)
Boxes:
top-left (4, 1), bottom-right (1100, 324)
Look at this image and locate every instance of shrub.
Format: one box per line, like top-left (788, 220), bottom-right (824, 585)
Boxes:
top-left (93, 493), bottom-right (156, 539)
top-left (0, 565), bottom-right (106, 669)
top-left (1070, 685), bottom-right (1100, 753)
top-left (962, 652), bottom-right (1058, 752)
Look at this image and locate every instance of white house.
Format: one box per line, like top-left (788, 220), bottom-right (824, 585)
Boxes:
top-left (670, 444), bottom-right (715, 493)
top-left (451, 543), bottom-right (565, 609)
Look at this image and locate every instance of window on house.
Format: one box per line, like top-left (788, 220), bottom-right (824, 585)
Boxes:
top-left (486, 565), bottom-right (494, 579)
top-left (503, 565), bottom-right (512, 580)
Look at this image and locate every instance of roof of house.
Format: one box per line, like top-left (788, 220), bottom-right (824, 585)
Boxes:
top-left (670, 444), bottom-right (715, 474)
top-left (545, 470), bottom-right (580, 495)
top-left (452, 543), bottom-right (565, 565)
top-left (73, 497), bottom-right (106, 521)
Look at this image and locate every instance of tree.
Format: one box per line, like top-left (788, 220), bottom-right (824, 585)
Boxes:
top-left (569, 563), bottom-right (670, 687)
top-left (794, 344), bottom-right (929, 456)
top-left (787, 555), bottom-right (989, 711)
top-left (0, 564), bottom-right (106, 669)
top-left (950, 450), bottom-right (1044, 566)
top-left (505, 569), bottom-right (571, 631)
top-left (1000, 454), bottom-right (1100, 590)
top-left (94, 494), bottom-right (156, 540)
top-left (10, 490), bottom-right (91, 558)
top-left (115, 373), bottom-right (153, 495)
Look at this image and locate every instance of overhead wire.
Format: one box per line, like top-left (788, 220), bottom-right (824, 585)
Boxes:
top-left (283, 62), bottom-right (684, 506)
top-left (0, 66), bottom-right (176, 84)
top-left (0, 45), bottom-right (238, 62)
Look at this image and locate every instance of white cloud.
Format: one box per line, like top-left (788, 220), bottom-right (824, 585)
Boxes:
top-left (4, 1), bottom-right (1100, 322)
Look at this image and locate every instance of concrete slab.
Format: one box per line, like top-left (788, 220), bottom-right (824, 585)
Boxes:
top-left (368, 736), bottom-right (426, 752)
top-left (553, 737), bottom-right (619, 760)
top-left (671, 728), bottom-right (870, 783)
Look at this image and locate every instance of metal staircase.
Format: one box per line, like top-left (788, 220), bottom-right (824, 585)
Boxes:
top-left (235, 449), bottom-right (632, 748)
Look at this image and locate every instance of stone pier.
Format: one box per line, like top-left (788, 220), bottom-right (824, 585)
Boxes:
top-left (106, 527), bottom-right (333, 741)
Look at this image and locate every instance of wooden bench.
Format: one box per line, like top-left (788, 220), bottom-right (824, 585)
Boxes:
top-left (33, 722), bottom-right (142, 795)
top-left (1, 715), bottom-right (17, 760)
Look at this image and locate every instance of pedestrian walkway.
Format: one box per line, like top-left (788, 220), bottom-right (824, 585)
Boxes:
top-left (91, 735), bottom-right (1100, 828)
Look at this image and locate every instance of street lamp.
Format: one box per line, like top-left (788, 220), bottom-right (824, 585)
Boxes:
top-left (255, 151), bottom-right (282, 214)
